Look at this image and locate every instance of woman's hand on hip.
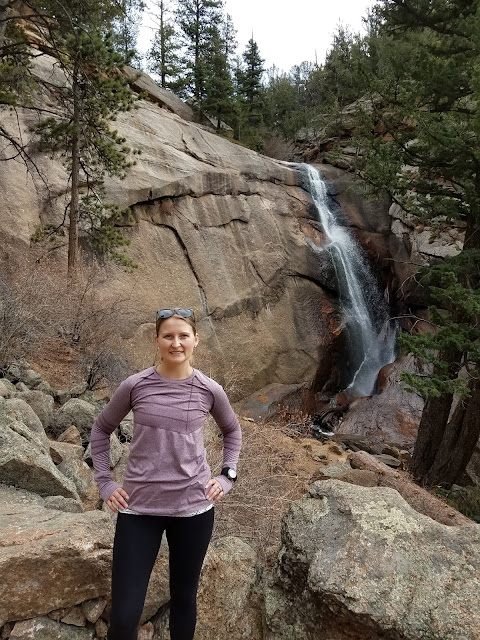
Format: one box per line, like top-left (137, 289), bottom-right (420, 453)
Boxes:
top-left (205, 478), bottom-right (224, 503)
top-left (106, 488), bottom-right (130, 513)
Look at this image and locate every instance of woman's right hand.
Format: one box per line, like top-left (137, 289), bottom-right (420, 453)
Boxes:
top-left (106, 488), bottom-right (130, 513)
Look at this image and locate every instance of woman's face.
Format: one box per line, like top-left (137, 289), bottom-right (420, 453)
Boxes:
top-left (155, 316), bottom-right (198, 367)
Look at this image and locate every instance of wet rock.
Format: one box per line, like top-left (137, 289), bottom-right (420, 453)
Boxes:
top-left (336, 355), bottom-right (424, 449)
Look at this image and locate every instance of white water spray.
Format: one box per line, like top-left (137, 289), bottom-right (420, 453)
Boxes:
top-left (300, 164), bottom-right (396, 397)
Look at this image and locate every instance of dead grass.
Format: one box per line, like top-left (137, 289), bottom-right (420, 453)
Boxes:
top-left (206, 416), bottom-right (321, 564)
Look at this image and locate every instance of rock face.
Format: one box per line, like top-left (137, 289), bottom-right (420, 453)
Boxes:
top-left (0, 496), bottom-right (113, 626)
top-left (0, 53), bottom-right (344, 397)
top-left (336, 355), bottom-right (424, 449)
top-left (0, 414), bottom-right (79, 500)
top-left (264, 479), bottom-right (480, 640)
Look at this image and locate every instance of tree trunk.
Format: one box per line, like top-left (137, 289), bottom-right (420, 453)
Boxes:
top-left (410, 392), bottom-right (453, 482)
top-left (410, 347), bottom-right (462, 483)
top-left (68, 59), bottom-right (80, 275)
top-left (426, 381), bottom-right (480, 487)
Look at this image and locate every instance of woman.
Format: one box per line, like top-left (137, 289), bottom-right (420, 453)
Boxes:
top-left (90, 308), bottom-right (242, 640)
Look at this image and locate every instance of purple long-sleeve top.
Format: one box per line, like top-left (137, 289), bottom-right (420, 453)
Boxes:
top-left (90, 366), bottom-right (242, 516)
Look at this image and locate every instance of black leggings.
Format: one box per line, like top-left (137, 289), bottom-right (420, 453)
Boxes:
top-left (107, 508), bottom-right (214, 640)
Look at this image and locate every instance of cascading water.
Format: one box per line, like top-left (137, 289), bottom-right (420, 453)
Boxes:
top-left (299, 164), bottom-right (396, 397)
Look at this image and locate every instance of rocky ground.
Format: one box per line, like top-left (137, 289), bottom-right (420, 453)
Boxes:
top-left (1, 359), bottom-right (479, 640)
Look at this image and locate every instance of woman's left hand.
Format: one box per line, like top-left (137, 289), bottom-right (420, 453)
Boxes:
top-left (205, 478), bottom-right (224, 503)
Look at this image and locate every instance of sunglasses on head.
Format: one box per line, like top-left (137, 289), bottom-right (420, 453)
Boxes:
top-left (156, 308), bottom-right (196, 321)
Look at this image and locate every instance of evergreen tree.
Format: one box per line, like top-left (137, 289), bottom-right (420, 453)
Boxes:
top-left (235, 37), bottom-right (265, 147)
top-left (176, 0), bottom-right (224, 104)
top-left (350, 0), bottom-right (480, 487)
top-left (29, 0), bottom-right (138, 272)
top-left (110, 0), bottom-right (146, 68)
top-left (147, 0), bottom-right (182, 89)
top-left (237, 37), bottom-right (264, 124)
top-left (203, 24), bottom-right (234, 129)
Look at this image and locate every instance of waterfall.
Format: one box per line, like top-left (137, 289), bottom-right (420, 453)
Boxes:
top-left (299, 164), bottom-right (396, 397)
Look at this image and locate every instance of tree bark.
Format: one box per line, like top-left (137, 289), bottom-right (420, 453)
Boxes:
top-left (426, 381), bottom-right (480, 487)
top-left (68, 58), bottom-right (80, 275)
top-left (410, 392), bottom-right (453, 482)
top-left (410, 346), bottom-right (462, 483)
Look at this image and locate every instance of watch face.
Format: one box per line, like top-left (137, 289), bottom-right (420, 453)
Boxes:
top-left (227, 469), bottom-right (237, 480)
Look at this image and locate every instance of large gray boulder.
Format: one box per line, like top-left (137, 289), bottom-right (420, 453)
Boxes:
top-left (17, 389), bottom-right (55, 429)
top-left (4, 397), bottom-right (47, 443)
top-left (264, 479), bottom-right (480, 640)
top-left (57, 459), bottom-right (100, 511)
top-left (0, 414), bottom-right (79, 500)
top-left (52, 398), bottom-right (98, 442)
top-left (0, 493), bottom-right (113, 626)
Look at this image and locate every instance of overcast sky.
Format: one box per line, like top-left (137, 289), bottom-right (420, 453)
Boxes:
top-left (138, 0), bottom-right (377, 74)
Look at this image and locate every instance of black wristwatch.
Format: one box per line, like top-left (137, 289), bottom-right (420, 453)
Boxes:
top-left (221, 467), bottom-right (237, 483)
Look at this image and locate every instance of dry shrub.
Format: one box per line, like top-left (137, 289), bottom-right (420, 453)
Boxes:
top-left (206, 415), bottom-right (316, 564)
top-left (262, 135), bottom-right (296, 161)
top-left (0, 259), bottom-right (134, 388)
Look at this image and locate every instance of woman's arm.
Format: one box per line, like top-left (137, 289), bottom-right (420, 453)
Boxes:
top-left (209, 383), bottom-right (242, 495)
top-left (90, 378), bottom-right (134, 503)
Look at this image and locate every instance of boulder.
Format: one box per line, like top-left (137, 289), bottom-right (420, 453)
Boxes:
top-left (52, 398), bottom-right (98, 442)
top-left (49, 440), bottom-right (85, 464)
top-left (57, 458), bottom-right (101, 511)
top-left (81, 598), bottom-right (107, 624)
top-left (0, 414), bottom-right (79, 500)
top-left (0, 496), bottom-right (113, 625)
top-left (44, 496), bottom-right (84, 513)
top-left (9, 617), bottom-right (94, 639)
top-left (4, 397), bottom-right (47, 442)
top-left (17, 389), bottom-right (55, 429)
top-left (264, 479), bottom-right (480, 640)
top-left (196, 536), bottom-right (262, 640)
top-left (236, 382), bottom-right (313, 420)
top-left (336, 355), bottom-right (424, 449)
top-left (0, 378), bottom-right (16, 398)
top-left (58, 425), bottom-right (83, 446)
top-left (84, 432), bottom-right (123, 470)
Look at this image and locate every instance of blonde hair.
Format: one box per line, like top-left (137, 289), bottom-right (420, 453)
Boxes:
top-left (155, 313), bottom-right (197, 336)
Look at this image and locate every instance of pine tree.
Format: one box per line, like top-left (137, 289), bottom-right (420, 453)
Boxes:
top-left (235, 37), bottom-right (265, 148)
top-left (29, 0), bottom-right (138, 272)
top-left (147, 0), bottom-right (182, 90)
top-left (203, 24), bottom-right (234, 129)
top-left (176, 0), bottom-right (224, 104)
top-left (350, 0), bottom-right (480, 487)
top-left (110, 0), bottom-right (146, 68)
